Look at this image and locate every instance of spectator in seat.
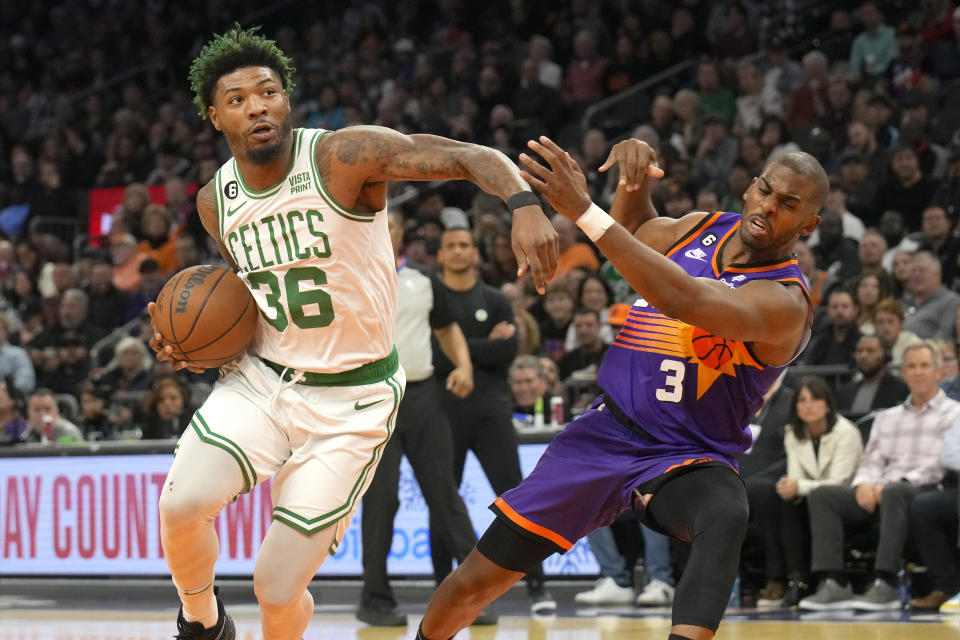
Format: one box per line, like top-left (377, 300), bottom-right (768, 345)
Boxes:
top-left (836, 334), bottom-right (910, 429)
top-left (85, 259), bottom-right (129, 331)
top-left (801, 341), bottom-right (960, 611)
top-left (22, 387), bottom-right (84, 444)
top-left (566, 274), bottom-right (614, 350)
top-left (0, 314), bottom-right (34, 395)
top-left (75, 381), bottom-right (116, 441)
top-left (810, 210), bottom-right (861, 283)
top-left (807, 181), bottom-right (866, 248)
top-left (509, 355), bottom-right (549, 427)
top-left (908, 410), bottom-right (960, 611)
top-left (848, 1), bottom-right (899, 80)
top-left (794, 240), bottom-right (832, 308)
top-left (852, 272), bottom-right (890, 335)
top-left (877, 146), bottom-right (937, 230)
top-left (96, 336), bottom-right (153, 394)
top-left (137, 204), bottom-right (180, 275)
top-left (874, 297), bottom-right (922, 367)
top-left (0, 377), bottom-right (28, 444)
top-left (901, 251), bottom-right (960, 340)
top-left (804, 289), bottom-right (861, 366)
top-left (141, 377), bottom-right (191, 439)
top-left (558, 308), bottom-right (610, 382)
top-left (916, 205), bottom-right (960, 289)
top-left (756, 377), bottom-right (863, 609)
top-left (110, 232), bottom-right (147, 293)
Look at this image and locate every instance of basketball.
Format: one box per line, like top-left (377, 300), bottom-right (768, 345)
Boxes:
top-left (153, 265), bottom-right (259, 368)
top-left (691, 327), bottom-right (734, 369)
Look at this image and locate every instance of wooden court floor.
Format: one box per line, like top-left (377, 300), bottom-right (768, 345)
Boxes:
top-left (3, 582), bottom-right (960, 639)
top-left (3, 609), bottom-right (960, 639)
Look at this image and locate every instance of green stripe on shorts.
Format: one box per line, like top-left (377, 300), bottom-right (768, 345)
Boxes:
top-left (191, 410), bottom-right (258, 494)
top-left (272, 374), bottom-right (403, 536)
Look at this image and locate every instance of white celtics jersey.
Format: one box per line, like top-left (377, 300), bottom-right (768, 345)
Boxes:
top-left (213, 128), bottom-right (396, 373)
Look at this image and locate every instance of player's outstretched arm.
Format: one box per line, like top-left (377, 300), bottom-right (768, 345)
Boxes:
top-left (320, 126), bottom-right (558, 293)
top-left (520, 136), bottom-right (809, 365)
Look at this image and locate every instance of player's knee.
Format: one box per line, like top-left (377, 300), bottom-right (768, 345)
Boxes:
top-left (696, 491), bottom-right (749, 545)
top-left (253, 572), bottom-right (301, 610)
top-left (158, 484), bottom-right (220, 531)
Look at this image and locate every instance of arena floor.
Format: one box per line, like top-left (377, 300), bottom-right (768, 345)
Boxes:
top-left (2, 580), bottom-right (960, 639)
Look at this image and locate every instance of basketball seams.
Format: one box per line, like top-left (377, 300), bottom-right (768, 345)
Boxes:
top-left (176, 268), bottom-right (232, 344)
top-left (163, 269), bottom-right (190, 360)
top-left (178, 296), bottom-right (257, 360)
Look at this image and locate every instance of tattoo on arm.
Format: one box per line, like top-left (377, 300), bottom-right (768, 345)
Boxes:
top-left (320, 127), bottom-right (523, 197)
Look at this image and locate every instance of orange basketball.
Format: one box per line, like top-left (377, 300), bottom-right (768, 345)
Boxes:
top-left (691, 326), bottom-right (733, 369)
top-left (153, 265), bottom-right (259, 368)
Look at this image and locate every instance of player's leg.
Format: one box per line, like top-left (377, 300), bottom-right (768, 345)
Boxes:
top-left (158, 427), bottom-right (244, 629)
top-left (419, 522), bottom-right (552, 639)
top-left (257, 368), bottom-right (405, 639)
top-left (644, 466), bottom-right (749, 639)
top-left (159, 368), bottom-right (288, 632)
top-left (254, 519), bottom-right (340, 640)
top-left (420, 406), bottom-right (632, 639)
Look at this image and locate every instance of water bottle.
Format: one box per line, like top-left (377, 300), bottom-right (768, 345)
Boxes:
top-left (727, 576), bottom-right (741, 608)
top-left (533, 396), bottom-right (545, 429)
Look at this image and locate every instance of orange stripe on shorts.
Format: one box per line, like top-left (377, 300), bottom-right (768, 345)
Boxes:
top-left (493, 497), bottom-right (573, 551)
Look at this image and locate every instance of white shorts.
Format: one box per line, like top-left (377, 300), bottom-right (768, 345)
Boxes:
top-left (177, 350), bottom-right (405, 542)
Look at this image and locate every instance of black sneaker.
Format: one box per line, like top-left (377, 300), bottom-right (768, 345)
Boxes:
top-left (355, 603), bottom-right (407, 626)
top-left (174, 586), bottom-right (235, 639)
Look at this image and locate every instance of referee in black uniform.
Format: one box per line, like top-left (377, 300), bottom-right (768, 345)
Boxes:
top-left (431, 227), bottom-right (556, 614)
top-left (357, 213), bottom-right (492, 627)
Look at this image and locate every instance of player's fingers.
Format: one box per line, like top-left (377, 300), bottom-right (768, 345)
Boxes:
top-left (512, 238), bottom-right (528, 278)
top-left (520, 170), bottom-right (547, 193)
top-left (599, 149), bottom-right (617, 173)
top-left (527, 251), bottom-right (546, 294)
top-left (146, 301), bottom-right (157, 319)
top-left (519, 153), bottom-right (552, 181)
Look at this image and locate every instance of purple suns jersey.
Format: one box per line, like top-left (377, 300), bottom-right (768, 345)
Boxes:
top-left (598, 211), bottom-right (810, 460)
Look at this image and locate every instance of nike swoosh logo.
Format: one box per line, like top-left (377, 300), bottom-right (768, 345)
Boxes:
top-left (226, 202), bottom-right (247, 217)
top-left (354, 399), bottom-right (384, 411)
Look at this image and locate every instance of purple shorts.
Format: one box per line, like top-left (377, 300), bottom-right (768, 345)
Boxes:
top-left (492, 402), bottom-right (738, 553)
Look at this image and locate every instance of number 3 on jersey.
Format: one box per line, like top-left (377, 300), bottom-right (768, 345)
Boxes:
top-left (247, 266), bottom-right (335, 331)
top-left (655, 359), bottom-right (685, 402)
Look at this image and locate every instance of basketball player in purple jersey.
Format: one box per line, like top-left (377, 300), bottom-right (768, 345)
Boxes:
top-left (415, 136), bottom-right (827, 640)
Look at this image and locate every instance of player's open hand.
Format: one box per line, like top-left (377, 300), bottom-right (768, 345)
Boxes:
top-left (510, 199), bottom-right (559, 295)
top-left (146, 301), bottom-right (208, 374)
top-left (520, 136), bottom-right (593, 222)
top-left (599, 138), bottom-right (664, 192)
top-left (446, 365), bottom-right (474, 398)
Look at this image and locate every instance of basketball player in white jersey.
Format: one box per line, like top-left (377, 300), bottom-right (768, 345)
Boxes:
top-left (146, 26), bottom-right (558, 640)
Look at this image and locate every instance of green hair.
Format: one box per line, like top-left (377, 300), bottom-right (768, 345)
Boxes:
top-left (188, 25), bottom-right (296, 119)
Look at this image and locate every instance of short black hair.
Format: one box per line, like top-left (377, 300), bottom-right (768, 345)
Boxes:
top-left (188, 25), bottom-right (296, 119)
top-left (767, 151), bottom-right (830, 211)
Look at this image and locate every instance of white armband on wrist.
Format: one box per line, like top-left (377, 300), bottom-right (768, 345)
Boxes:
top-left (576, 203), bottom-right (615, 242)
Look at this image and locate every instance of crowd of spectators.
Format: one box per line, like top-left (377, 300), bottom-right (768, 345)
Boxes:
top-left (3, 0), bottom-right (960, 610)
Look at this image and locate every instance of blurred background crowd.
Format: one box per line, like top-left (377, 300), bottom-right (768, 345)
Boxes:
top-left (3, 0), bottom-right (960, 609)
